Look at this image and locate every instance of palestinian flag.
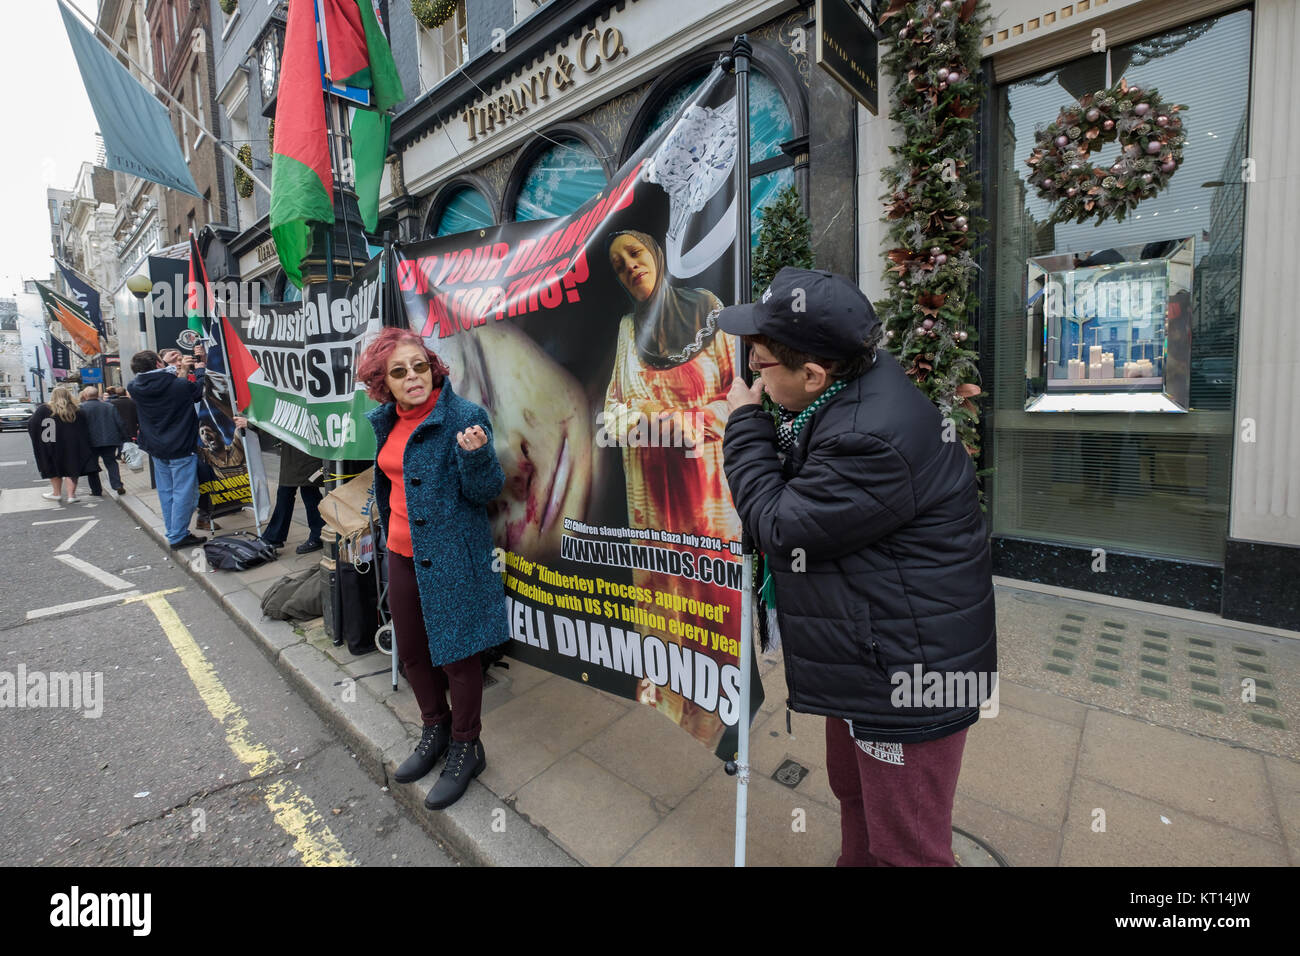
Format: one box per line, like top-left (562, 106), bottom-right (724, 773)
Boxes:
top-left (186, 230), bottom-right (216, 334)
top-left (270, 0), bottom-right (334, 291)
top-left (36, 282), bottom-right (101, 357)
top-left (321, 0), bottom-right (405, 232)
top-left (216, 314), bottom-right (260, 413)
top-left (271, 0), bottom-right (405, 289)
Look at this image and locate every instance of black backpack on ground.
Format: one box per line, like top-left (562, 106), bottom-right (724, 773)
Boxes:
top-left (203, 532), bottom-right (278, 572)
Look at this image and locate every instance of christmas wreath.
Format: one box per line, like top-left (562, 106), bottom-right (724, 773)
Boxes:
top-left (235, 144), bottom-right (254, 199)
top-left (411, 0), bottom-right (458, 30)
top-left (1026, 78), bottom-right (1187, 226)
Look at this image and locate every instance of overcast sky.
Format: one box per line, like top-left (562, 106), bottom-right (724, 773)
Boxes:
top-left (1, 1), bottom-right (103, 298)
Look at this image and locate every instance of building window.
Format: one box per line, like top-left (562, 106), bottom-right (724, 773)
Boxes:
top-left (634, 69), bottom-right (795, 250)
top-left (416, 1), bottom-right (468, 90)
top-left (513, 138), bottom-right (605, 221)
top-left (154, 29), bottom-right (166, 78)
top-left (430, 185), bottom-right (494, 237)
top-left (982, 10), bottom-right (1252, 564)
top-left (193, 69), bottom-right (206, 148)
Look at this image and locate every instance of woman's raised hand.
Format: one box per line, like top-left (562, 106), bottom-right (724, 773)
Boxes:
top-left (457, 425), bottom-right (488, 451)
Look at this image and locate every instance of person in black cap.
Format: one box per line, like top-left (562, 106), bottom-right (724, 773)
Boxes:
top-left (719, 266), bottom-right (997, 867)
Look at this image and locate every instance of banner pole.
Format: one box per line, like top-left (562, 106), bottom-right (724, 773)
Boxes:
top-left (730, 33), bottom-right (754, 869)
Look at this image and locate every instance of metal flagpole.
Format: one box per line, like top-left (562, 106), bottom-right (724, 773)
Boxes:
top-left (729, 33), bottom-right (754, 869)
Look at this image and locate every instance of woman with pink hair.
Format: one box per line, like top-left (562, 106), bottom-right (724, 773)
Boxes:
top-left (358, 327), bottom-right (505, 811)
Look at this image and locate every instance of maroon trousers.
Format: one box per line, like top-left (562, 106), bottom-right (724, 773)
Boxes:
top-left (387, 552), bottom-right (483, 742)
top-left (824, 717), bottom-right (968, 867)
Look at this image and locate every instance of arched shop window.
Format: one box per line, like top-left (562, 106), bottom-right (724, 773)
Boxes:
top-left (512, 137), bottom-right (607, 221)
top-left (637, 69), bottom-right (796, 250)
top-left (431, 185), bottom-right (494, 237)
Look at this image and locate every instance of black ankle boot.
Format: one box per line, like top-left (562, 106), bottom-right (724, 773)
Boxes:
top-left (393, 723), bottom-right (450, 783)
top-left (424, 738), bottom-right (485, 810)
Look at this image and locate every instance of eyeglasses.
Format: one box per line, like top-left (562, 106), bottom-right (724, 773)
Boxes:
top-left (387, 360), bottom-right (431, 379)
top-left (748, 356), bottom-right (782, 372)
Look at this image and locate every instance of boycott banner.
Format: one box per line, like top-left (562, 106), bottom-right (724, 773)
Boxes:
top-left (231, 257), bottom-right (384, 460)
top-left (393, 65), bottom-right (759, 757)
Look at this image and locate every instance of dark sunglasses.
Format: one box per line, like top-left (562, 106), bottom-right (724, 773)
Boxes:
top-left (387, 360), bottom-right (431, 379)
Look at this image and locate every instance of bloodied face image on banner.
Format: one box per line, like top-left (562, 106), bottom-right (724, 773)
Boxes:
top-left (230, 259), bottom-right (383, 461)
top-left (392, 66), bottom-right (760, 757)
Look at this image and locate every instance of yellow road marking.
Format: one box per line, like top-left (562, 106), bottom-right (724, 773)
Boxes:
top-left (140, 592), bottom-right (354, 867)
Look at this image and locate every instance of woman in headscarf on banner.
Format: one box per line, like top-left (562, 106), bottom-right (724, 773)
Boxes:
top-left (28, 386), bottom-right (98, 504)
top-left (602, 229), bottom-right (742, 748)
top-left (358, 327), bottom-right (505, 811)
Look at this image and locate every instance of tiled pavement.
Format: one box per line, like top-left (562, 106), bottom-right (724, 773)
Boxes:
top-left (110, 457), bottom-right (1299, 867)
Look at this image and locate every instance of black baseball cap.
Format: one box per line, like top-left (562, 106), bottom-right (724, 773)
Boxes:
top-left (716, 267), bottom-right (880, 361)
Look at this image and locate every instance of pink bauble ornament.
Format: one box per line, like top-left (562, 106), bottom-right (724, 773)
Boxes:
top-left (886, 329), bottom-right (895, 339)
top-left (1086, 108), bottom-right (1100, 122)
top-left (1055, 135), bottom-right (1069, 148)
top-left (1142, 173), bottom-right (1154, 184)
top-left (938, 67), bottom-right (950, 81)
top-left (1103, 119), bottom-right (1115, 131)
top-left (941, 0), bottom-right (954, 11)
top-left (1042, 178), bottom-right (1054, 189)
top-left (1156, 115), bottom-right (1169, 127)
top-left (922, 318), bottom-right (934, 330)
top-left (959, 224), bottom-right (968, 232)
top-left (1066, 187), bottom-right (1077, 197)
top-left (957, 330), bottom-right (968, 342)
top-left (1134, 102), bottom-right (1150, 117)
top-left (1128, 86), bottom-right (1142, 97)
top-left (954, 215), bottom-right (967, 228)
top-left (1145, 140), bottom-right (1163, 155)
top-left (948, 71), bottom-right (961, 84)
top-left (1161, 159), bottom-right (1177, 173)
top-left (935, 254), bottom-right (948, 266)
top-left (930, 246), bottom-right (942, 256)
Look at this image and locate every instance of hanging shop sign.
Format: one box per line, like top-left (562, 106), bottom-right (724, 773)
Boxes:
top-left (815, 0), bottom-right (878, 114)
top-left (461, 27), bottom-right (630, 144)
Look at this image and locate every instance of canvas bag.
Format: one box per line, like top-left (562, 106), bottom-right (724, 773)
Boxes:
top-left (261, 568), bottom-right (323, 621)
top-left (319, 466), bottom-right (375, 541)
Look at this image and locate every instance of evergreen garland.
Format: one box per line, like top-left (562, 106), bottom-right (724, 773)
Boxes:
top-left (235, 144), bottom-right (255, 199)
top-left (877, 0), bottom-right (988, 459)
top-left (411, 0), bottom-right (459, 30)
top-left (751, 184), bottom-right (814, 298)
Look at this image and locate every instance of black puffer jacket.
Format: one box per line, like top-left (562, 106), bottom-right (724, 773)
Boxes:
top-left (128, 368), bottom-right (203, 461)
top-left (723, 352), bottom-right (996, 742)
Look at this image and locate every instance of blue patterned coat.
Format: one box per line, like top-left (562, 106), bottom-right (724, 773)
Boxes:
top-left (367, 380), bottom-right (507, 666)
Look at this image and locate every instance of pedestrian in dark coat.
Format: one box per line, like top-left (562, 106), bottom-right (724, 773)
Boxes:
top-left (719, 268), bottom-right (997, 867)
top-left (79, 387), bottom-right (128, 496)
top-left (360, 327), bottom-right (505, 812)
top-left (108, 386), bottom-right (139, 441)
top-left (28, 386), bottom-right (97, 504)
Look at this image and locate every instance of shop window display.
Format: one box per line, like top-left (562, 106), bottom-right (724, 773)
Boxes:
top-left (983, 10), bottom-right (1250, 564)
top-left (1025, 237), bottom-right (1193, 413)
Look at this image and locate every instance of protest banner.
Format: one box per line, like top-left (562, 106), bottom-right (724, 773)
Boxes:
top-left (391, 65), bottom-right (759, 757)
top-left (229, 257), bottom-right (383, 461)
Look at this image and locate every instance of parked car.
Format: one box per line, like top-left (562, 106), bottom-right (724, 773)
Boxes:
top-left (0, 402), bottom-right (35, 431)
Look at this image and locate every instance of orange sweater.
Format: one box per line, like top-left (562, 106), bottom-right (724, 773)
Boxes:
top-left (377, 388), bottom-right (440, 557)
